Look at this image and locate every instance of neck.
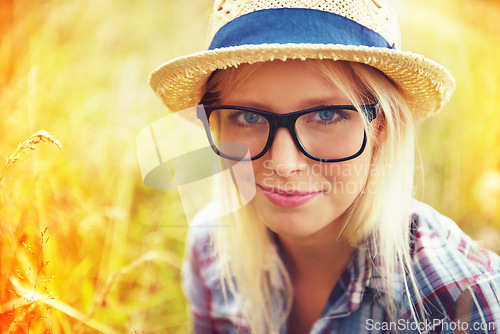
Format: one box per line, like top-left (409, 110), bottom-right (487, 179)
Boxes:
top-left (277, 221), bottom-right (354, 283)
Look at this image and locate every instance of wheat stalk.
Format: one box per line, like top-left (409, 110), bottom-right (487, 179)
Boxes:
top-left (1, 130), bottom-right (62, 182)
top-left (5, 130), bottom-right (62, 167)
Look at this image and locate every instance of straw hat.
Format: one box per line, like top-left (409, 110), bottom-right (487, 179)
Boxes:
top-left (149, 0), bottom-right (455, 120)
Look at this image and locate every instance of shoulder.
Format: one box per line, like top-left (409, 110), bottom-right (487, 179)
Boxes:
top-left (181, 205), bottom-right (248, 332)
top-left (405, 199), bottom-right (500, 323)
top-left (184, 205), bottom-right (216, 267)
top-left (181, 205), bottom-right (217, 317)
top-left (182, 203), bottom-right (221, 297)
top-left (409, 199), bottom-right (499, 274)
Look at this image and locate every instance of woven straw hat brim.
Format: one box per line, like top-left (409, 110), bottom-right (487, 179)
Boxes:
top-left (150, 43), bottom-right (455, 120)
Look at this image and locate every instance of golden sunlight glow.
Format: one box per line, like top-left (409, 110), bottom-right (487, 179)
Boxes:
top-left (0, 0), bottom-right (498, 332)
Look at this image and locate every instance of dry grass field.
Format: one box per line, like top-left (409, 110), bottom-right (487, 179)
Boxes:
top-left (0, 0), bottom-right (499, 332)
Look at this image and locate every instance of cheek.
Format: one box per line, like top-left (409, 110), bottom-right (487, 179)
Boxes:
top-left (253, 158), bottom-right (273, 176)
top-left (323, 155), bottom-right (372, 198)
top-left (252, 159), bottom-right (275, 186)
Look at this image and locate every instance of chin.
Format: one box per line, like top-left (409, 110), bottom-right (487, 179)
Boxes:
top-left (261, 210), bottom-right (331, 239)
top-left (266, 223), bottom-right (316, 239)
top-left (250, 191), bottom-right (345, 238)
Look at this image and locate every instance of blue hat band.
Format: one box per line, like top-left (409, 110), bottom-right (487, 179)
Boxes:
top-left (209, 8), bottom-right (394, 50)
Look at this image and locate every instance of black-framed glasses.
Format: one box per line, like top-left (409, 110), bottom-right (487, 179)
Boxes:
top-left (196, 104), bottom-right (378, 162)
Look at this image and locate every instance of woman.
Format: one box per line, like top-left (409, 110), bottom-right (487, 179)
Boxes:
top-left (149, 0), bottom-right (500, 333)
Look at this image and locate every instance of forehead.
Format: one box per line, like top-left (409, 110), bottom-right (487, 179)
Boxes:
top-left (219, 60), bottom-right (359, 112)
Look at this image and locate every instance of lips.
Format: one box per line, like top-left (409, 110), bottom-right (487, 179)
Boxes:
top-left (257, 185), bottom-right (323, 208)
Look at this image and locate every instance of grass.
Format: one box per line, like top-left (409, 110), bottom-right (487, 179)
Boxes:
top-left (0, 0), bottom-right (498, 333)
top-left (1, 130), bottom-right (62, 182)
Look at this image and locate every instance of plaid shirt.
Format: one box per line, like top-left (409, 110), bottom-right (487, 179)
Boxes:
top-left (182, 200), bottom-right (500, 333)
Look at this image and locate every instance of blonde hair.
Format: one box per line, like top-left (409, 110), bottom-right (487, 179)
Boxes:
top-left (200, 59), bottom-right (425, 333)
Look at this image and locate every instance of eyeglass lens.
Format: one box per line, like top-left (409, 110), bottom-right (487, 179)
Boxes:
top-left (207, 107), bottom-right (366, 160)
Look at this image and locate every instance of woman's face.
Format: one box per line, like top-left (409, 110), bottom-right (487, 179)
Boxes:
top-left (219, 60), bottom-right (376, 240)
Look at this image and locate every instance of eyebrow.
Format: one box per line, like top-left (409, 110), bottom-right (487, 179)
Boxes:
top-left (221, 96), bottom-right (353, 113)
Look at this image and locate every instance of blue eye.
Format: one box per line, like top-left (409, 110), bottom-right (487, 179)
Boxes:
top-left (316, 109), bottom-right (340, 121)
top-left (242, 112), bottom-right (261, 124)
top-left (225, 110), bottom-right (267, 128)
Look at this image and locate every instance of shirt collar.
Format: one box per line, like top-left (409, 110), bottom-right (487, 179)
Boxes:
top-left (269, 231), bottom-right (405, 318)
top-left (321, 238), bottom-right (405, 318)
top-left (320, 241), bottom-right (373, 317)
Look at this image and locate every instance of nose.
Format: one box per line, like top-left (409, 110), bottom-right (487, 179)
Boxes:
top-left (268, 128), bottom-right (307, 176)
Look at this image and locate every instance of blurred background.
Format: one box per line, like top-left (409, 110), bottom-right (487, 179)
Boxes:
top-left (0, 0), bottom-right (498, 332)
